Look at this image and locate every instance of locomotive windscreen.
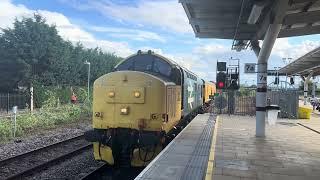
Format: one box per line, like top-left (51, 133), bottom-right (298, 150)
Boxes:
top-left (115, 54), bottom-right (172, 78)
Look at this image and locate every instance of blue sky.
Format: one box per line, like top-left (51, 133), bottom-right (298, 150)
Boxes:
top-left (2, 0), bottom-right (320, 84)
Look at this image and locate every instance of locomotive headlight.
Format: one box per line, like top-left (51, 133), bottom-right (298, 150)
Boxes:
top-left (108, 91), bottom-right (115, 97)
top-left (120, 107), bottom-right (129, 115)
top-left (134, 91), bottom-right (140, 98)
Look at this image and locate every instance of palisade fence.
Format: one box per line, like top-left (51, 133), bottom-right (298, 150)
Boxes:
top-left (0, 93), bottom-right (28, 113)
top-left (214, 88), bottom-right (300, 118)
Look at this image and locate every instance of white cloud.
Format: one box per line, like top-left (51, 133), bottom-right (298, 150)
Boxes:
top-left (63, 0), bottom-right (192, 33)
top-left (193, 44), bottom-right (231, 55)
top-left (89, 26), bottom-right (166, 42)
top-left (0, 0), bottom-right (133, 57)
top-left (272, 38), bottom-right (320, 59)
top-left (0, 0), bottom-right (31, 28)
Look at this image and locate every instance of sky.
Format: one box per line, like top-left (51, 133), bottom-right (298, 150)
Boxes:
top-left (1, 0), bottom-right (320, 85)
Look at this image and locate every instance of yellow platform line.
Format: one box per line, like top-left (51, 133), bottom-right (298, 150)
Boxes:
top-left (205, 116), bottom-right (219, 180)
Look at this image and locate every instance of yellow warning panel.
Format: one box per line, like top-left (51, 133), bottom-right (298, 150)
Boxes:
top-left (298, 106), bottom-right (312, 119)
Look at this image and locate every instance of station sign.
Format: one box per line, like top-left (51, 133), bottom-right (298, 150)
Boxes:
top-left (244, 63), bottom-right (256, 73)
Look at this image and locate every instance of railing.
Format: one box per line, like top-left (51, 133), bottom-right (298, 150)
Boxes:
top-left (214, 88), bottom-right (299, 118)
top-left (0, 93), bottom-right (27, 113)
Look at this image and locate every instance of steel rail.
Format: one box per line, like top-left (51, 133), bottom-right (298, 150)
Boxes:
top-left (4, 144), bottom-right (92, 180)
top-left (0, 134), bottom-right (85, 166)
top-left (79, 163), bottom-right (109, 180)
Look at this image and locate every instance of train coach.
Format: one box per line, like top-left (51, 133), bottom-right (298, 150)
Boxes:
top-left (84, 50), bottom-right (216, 167)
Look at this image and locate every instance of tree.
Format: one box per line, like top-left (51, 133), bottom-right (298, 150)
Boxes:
top-left (0, 14), bottom-right (65, 91)
top-left (299, 80), bottom-right (315, 94)
top-left (0, 14), bottom-right (122, 92)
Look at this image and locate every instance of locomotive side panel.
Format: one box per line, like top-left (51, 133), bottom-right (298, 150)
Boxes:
top-left (164, 85), bottom-right (181, 132)
top-left (181, 69), bottom-right (203, 116)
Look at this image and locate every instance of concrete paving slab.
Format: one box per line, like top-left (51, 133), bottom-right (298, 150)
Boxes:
top-left (212, 115), bottom-right (320, 180)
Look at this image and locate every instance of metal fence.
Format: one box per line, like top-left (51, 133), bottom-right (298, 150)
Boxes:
top-left (0, 93), bottom-right (28, 113)
top-left (214, 88), bottom-right (256, 116)
top-left (214, 88), bottom-right (299, 118)
top-left (267, 89), bottom-right (299, 118)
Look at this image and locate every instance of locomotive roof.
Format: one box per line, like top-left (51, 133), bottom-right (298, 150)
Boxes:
top-left (115, 51), bottom-right (199, 79)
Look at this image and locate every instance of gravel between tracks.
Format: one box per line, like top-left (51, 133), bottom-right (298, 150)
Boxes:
top-left (0, 119), bottom-right (91, 161)
top-left (25, 149), bottom-right (106, 180)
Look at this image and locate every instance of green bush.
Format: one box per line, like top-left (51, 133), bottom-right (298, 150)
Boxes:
top-left (0, 118), bottom-right (13, 142)
top-left (33, 85), bottom-right (89, 108)
top-left (74, 87), bottom-right (88, 102)
top-left (0, 103), bottom-right (91, 142)
top-left (0, 85), bottom-right (93, 142)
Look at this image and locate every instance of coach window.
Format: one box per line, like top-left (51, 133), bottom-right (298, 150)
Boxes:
top-left (153, 58), bottom-right (172, 77)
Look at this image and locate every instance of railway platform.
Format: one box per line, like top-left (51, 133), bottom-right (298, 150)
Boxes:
top-left (136, 114), bottom-right (320, 180)
top-left (135, 113), bottom-right (217, 180)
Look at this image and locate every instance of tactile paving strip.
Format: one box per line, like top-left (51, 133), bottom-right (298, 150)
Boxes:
top-left (135, 113), bottom-right (216, 180)
top-left (180, 114), bottom-right (216, 180)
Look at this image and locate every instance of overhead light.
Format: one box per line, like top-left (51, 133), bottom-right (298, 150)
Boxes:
top-left (247, 3), bottom-right (265, 24)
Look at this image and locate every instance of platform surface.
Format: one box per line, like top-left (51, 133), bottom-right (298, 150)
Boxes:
top-left (213, 115), bottom-right (320, 180)
top-left (135, 113), bottom-right (216, 180)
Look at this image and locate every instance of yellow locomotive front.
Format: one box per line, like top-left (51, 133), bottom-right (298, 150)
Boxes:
top-left (85, 70), bottom-right (181, 167)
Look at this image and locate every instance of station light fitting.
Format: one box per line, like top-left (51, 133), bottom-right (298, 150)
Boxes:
top-left (247, 2), bottom-right (264, 24)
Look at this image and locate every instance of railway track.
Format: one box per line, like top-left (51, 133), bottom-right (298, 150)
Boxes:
top-left (80, 164), bottom-right (111, 180)
top-left (0, 134), bottom-right (92, 180)
top-left (80, 164), bottom-right (144, 180)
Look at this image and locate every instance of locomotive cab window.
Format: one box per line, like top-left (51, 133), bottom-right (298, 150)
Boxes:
top-left (153, 58), bottom-right (171, 77)
top-left (134, 55), bottom-right (153, 72)
top-left (116, 58), bottom-right (134, 70)
top-left (115, 54), bottom-right (182, 85)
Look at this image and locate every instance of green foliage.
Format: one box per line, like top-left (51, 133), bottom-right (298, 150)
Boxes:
top-left (0, 86), bottom-right (93, 142)
top-left (238, 87), bottom-right (252, 97)
top-left (74, 87), bottom-right (88, 103)
top-left (0, 14), bottom-right (122, 92)
top-left (299, 80), bottom-right (316, 94)
top-left (0, 103), bottom-right (91, 142)
top-left (33, 85), bottom-right (88, 108)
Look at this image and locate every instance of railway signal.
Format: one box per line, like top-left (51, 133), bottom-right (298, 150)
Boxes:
top-left (216, 71), bottom-right (226, 89)
top-left (216, 61), bottom-right (227, 89)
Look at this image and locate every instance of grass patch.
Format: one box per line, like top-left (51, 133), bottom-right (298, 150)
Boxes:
top-left (0, 103), bottom-right (91, 142)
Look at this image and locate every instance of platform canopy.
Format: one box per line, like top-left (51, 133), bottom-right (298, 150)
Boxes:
top-left (180, 0), bottom-right (320, 51)
top-left (279, 46), bottom-right (320, 76)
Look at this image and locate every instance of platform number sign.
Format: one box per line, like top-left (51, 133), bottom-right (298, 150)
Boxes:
top-left (244, 63), bottom-right (256, 73)
top-left (258, 74), bottom-right (267, 84)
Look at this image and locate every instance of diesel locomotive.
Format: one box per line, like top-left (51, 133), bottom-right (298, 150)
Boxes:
top-left (84, 50), bottom-right (216, 167)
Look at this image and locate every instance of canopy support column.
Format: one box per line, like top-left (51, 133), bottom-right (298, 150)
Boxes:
top-left (303, 73), bottom-right (313, 105)
top-left (251, 40), bottom-right (260, 57)
top-left (255, 24), bottom-right (282, 137)
top-left (312, 76), bottom-right (316, 98)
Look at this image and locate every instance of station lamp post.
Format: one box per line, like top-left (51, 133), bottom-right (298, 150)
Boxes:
top-left (274, 66), bottom-right (282, 89)
top-left (84, 60), bottom-right (91, 100)
top-left (282, 57), bottom-right (292, 89)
